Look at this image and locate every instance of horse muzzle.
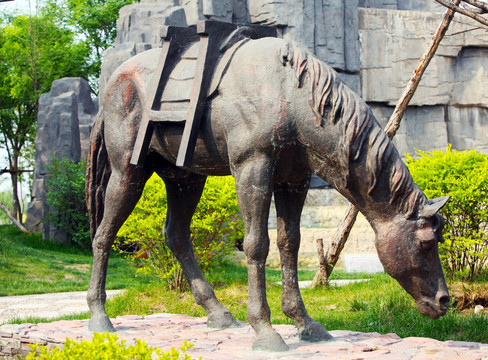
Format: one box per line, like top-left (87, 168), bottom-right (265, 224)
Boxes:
top-left (416, 292), bottom-right (450, 319)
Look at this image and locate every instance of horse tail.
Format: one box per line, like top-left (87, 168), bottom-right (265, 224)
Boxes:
top-left (86, 110), bottom-right (111, 241)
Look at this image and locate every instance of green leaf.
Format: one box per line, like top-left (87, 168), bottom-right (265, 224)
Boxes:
top-left (116, 175), bottom-right (244, 291)
top-left (406, 146), bottom-right (488, 280)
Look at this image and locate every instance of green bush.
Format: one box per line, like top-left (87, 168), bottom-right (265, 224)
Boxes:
top-left (116, 175), bottom-right (244, 291)
top-left (27, 332), bottom-right (194, 359)
top-left (406, 146), bottom-right (488, 280)
top-left (45, 157), bottom-right (90, 249)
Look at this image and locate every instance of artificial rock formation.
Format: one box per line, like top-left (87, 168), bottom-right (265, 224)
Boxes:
top-left (99, 0), bottom-right (362, 95)
top-left (24, 78), bottom-right (98, 240)
top-left (28, 0), bottom-right (488, 242)
top-left (99, 0), bottom-right (488, 154)
top-left (359, 7), bottom-right (488, 154)
top-left (358, 0), bottom-right (445, 11)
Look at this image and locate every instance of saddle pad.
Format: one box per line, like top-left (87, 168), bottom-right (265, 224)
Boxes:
top-left (153, 38), bottom-right (248, 123)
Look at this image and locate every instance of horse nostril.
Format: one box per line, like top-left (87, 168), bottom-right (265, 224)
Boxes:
top-left (438, 294), bottom-right (450, 310)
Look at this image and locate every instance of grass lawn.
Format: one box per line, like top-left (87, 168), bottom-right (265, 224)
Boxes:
top-left (1, 225), bottom-right (487, 344)
top-left (0, 225), bottom-right (153, 296)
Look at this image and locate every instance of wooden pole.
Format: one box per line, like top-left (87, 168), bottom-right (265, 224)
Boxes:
top-left (386, 0), bottom-right (462, 139)
top-left (0, 201), bottom-right (29, 233)
top-left (311, 238), bottom-right (328, 287)
top-left (312, 0), bottom-right (460, 287)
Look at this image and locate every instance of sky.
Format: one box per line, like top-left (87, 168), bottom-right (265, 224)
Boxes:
top-left (0, 0), bottom-right (38, 15)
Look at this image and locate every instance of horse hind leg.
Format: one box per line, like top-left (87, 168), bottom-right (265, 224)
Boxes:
top-left (87, 166), bottom-right (148, 332)
top-left (87, 66), bottom-right (155, 332)
top-left (163, 175), bottom-right (236, 329)
top-left (274, 179), bottom-right (332, 342)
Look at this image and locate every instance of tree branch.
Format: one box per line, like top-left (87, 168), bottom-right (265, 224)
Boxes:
top-left (462, 0), bottom-right (488, 13)
top-left (311, 238), bottom-right (328, 287)
top-left (435, 0), bottom-right (488, 28)
top-left (0, 168), bottom-right (34, 175)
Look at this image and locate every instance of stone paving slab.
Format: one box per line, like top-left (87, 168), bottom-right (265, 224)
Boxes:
top-left (1, 313), bottom-right (487, 359)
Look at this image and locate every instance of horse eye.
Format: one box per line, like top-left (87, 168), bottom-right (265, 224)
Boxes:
top-left (420, 238), bottom-right (435, 251)
top-left (431, 216), bottom-right (439, 230)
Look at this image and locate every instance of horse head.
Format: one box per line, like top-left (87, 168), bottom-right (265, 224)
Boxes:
top-left (374, 196), bottom-right (450, 319)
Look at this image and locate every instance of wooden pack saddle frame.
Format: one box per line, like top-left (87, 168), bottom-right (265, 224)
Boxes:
top-left (130, 20), bottom-right (277, 169)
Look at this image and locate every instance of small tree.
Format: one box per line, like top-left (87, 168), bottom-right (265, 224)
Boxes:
top-left (116, 175), bottom-right (244, 291)
top-left (45, 158), bottom-right (90, 249)
top-left (0, 11), bottom-right (90, 222)
top-left (406, 146), bottom-right (488, 280)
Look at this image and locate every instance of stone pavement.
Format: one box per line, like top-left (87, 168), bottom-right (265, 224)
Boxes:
top-left (0, 290), bottom-right (124, 324)
top-left (1, 313), bottom-right (487, 359)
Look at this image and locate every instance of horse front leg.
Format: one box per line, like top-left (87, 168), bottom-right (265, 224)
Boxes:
top-left (163, 175), bottom-right (236, 329)
top-left (234, 156), bottom-right (288, 351)
top-left (274, 180), bottom-right (333, 342)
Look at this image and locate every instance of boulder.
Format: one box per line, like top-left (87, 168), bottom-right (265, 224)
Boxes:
top-left (24, 78), bottom-right (97, 241)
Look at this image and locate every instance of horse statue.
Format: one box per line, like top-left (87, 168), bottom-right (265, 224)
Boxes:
top-left (86, 28), bottom-right (450, 351)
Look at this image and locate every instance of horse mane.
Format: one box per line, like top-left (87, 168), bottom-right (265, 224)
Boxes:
top-left (280, 42), bottom-right (425, 217)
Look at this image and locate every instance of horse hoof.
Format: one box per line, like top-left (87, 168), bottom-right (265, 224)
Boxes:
top-left (207, 310), bottom-right (238, 329)
top-left (252, 331), bottom-right (289, 352)
top-left (88, 316), bottom-right (115, 333)
top-left (298, 320), bottom-right (333, 342)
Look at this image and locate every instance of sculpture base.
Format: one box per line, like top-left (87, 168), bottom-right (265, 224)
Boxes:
top-left (1, 313), bottom-right (486, 359)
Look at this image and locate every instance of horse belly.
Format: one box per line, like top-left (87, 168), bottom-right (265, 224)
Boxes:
top-left (152, 122), bottom-right (231, 176)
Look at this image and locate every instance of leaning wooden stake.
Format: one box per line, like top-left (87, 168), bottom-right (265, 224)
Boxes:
top-left (312, 239), bottom-right (328, 287)
top-left (312, 0), bottom-right (460, 288)
top-left (0, 201), bottom-right (29, 233)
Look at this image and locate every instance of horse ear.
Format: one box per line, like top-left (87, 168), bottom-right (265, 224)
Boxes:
top-left (419, 196), bottom-right (450, 218)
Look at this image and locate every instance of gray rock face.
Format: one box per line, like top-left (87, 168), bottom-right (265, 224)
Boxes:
top-left (359, 9), bottom-right (488, 106)
top-left (100, 0), bottom-right (488, 157)
top-left (359, 8), bottom-right (488, 153)
top-left (371, 104), bottom-right (449, 156)
top-left (99, 1), bottom-right (188, 94)
top-left (29, 0), bottom-right (488, 244)
top-left (99, 0), bottom-right (362, 96)
top-left (248, 0), bottom-right (360, 73)
top-left (24, 78), bottom-right (97, 241)
top-left (358, 0), bottom-right (445, 11)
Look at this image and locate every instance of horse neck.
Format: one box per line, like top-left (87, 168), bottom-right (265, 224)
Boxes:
top-left (305, 100), bottom-right (424, 227)
top-left (282, 43), bottom-right (425, 225)
top-left (348, 151), bottom-right (425, 227)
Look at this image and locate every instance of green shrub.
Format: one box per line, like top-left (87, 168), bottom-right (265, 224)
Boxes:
top-left (116, 175), bottom-right (244, 291)
top-left (45, 157), bottom-right (90, 249)
top-left (27, 332), bottom-right (194, 359)
top-left (406, 146), bottom-right (488, 280)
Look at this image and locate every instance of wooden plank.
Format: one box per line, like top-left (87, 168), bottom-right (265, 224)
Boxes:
top-left (176, 21), bottom-right (278, 168)
top-left (149, 110), bottom-right (187, 122)
top-left (176, 35), bottom-right (210, 168)
top-left (130, 25), bottom-right (198, 166)
top-left (130, 37), bottom-right (173, 166)
top-left (176, 21), bottom-right (242, 168)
